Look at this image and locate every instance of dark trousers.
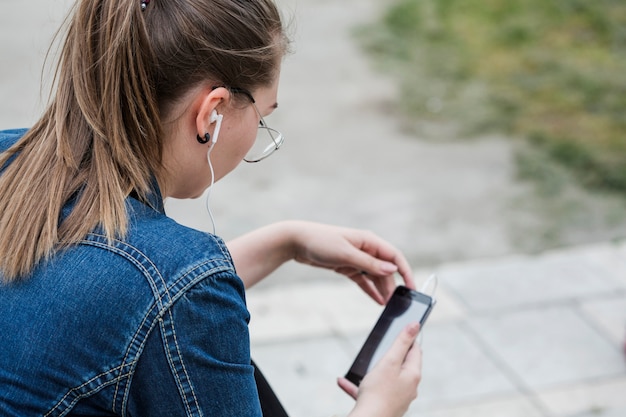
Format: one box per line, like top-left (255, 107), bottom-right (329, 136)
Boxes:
top-left (252, 360), bottom-right (289, 417)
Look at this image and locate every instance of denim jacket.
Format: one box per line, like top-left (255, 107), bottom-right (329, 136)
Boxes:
top-left (0, 129), bottom-right (263, 416)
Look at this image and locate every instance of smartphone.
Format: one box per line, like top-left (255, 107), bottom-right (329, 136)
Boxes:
top-left (344, 285), bottom-right (435, 386)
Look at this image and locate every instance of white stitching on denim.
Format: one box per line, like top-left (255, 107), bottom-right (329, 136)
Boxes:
top-left (115, 311), bottom-right (163, 415)
top-left (79, 237), bottom-right (165, 414)
top-left (117, 264), bottom-right (235, 416)
top-left (52, 372), bottom-right (135, 417)
top-left (159, 313), bottom-right (196, 416)
top-left (78, 234), bottom-right (235, 416)
top-left (169, 310), bottom-right (203, 416)
top-left (44, 363), bottom-right (134, 417)
top-left (80, 235), bottom-right (171, 414)
top-left (159, 316), bottom-right (188, 414)
top-left (83, 235), bottom-right (167, 305)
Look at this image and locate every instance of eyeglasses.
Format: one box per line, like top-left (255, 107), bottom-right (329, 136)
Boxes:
top-left (229, 87), bottom-right (284, 163)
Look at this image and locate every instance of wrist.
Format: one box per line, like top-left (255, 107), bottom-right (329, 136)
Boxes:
top-left (265, 220), bottom-right (303, 262)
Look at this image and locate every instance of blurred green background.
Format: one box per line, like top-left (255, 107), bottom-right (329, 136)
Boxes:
top-left (358, 0), bottom-right (626, 194)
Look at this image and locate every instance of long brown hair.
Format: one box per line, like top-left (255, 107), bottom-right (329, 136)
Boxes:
top-left (0, 0), bottom-right (288, 282)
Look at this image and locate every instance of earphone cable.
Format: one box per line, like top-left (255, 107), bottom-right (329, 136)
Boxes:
top-left (417, 273), bottom-right (438, 346)
top-left (205, 144), bottom-right (217, 235)
top-left (420, 273), bottom-right (438, 298)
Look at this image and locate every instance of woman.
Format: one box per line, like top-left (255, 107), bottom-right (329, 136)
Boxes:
top-left (0, 0), bottom-right (422, 416)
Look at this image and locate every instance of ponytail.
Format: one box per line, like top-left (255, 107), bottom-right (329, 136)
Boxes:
top-left (0, 0), bottom-right (161, 282)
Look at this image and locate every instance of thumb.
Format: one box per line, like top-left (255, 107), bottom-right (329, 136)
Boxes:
top-left (337, 377), bottom-right (358, 400)
top-left (377, 322), bottom-right (420, 368)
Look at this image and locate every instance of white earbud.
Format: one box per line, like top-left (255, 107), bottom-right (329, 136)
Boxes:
top-left (205, 109), bottom-right (223, 235)
top-left (209, 110), bottom-right (223, 144)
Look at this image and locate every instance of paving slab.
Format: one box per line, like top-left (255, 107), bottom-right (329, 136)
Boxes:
top-left (251, 336), bottom-right (356, 417)
top-left (536, 376), bottom-right (626, 416)
top-left (580, 295), bottom-right (626, 345)
top-left (406, 395), bottom-right (545, 417)
top-left (610, 242), bottom-right (626, 286)
top-left (468, 306), bottom-right (626, 390)
top-left (409, 323), bottom-right (518, 409)
top-left (570, 407), bottom-right (626, 417)
top-left (560, 242), bottom-right (626, 287)
top-left (439, 252), bottom-right (622, 313)
top-left (248, 281), bottom-right (381, 343)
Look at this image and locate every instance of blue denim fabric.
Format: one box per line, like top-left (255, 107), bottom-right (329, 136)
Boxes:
top-left (0, 129), bottom-right (262, 416)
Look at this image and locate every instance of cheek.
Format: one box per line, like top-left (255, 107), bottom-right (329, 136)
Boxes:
top-left (212, 111), bottom-right (258, 179)
top-left (211, 123), bottom-right (256, 179)
top-left (227, 123), bottom-right (255, 161)
top-left (243, 121), bottom-right (258, 150)
top-left (232, 118), bottom-right (258, 160)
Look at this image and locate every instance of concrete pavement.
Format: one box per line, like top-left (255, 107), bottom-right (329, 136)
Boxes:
top-left (246, 242), bottom-right (626, 417)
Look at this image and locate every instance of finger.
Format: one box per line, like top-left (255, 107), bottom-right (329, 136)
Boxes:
top-left (345, 249), bottom-right (399, 279)
top-left (338, 232), bottom-right (400, 274)
top-left (345, 270), bottom-right (385, 305)
top-left (402, 339), bottom-right (423, 372)
top-left (371, 274), bottom-right (396, 303)
top-left (352, 234), bottom-right (415, 290)
top-left (371, 245), bottom-right (414, 290)
top-left (394, 254), bottom-right (416, 290)
top-left (334, 267), bottom-right (386, 304)
top-left (337, 377), bottom-right (358, 400)
top-left (378, 323), bottom-right (421, 368)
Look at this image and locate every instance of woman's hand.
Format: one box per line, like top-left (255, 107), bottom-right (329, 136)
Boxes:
top-left (288, 221), bottom-right (415, 304)
top-left (339, 323), bottom-right (422, 417)
top-left (227, 221), bottom-right (414, 304)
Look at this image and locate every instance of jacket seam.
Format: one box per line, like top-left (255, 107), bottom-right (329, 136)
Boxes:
top-left (76, 234), bottom-right (235, 416)
top-left (79, 236), bottom-right (172, 413)
top-left (120, 267), bottom-right (236, 414)
top-left (159, 310), bottom-right (203, 417)
top-left (43, 363), bottom-right (135, 417)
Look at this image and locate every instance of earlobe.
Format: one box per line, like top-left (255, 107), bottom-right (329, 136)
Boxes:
top-left (195, 86), bottom-right (229, 144)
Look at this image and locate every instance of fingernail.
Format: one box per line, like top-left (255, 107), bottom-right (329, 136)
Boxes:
top-left (381, 262), bottom-right (397, 274)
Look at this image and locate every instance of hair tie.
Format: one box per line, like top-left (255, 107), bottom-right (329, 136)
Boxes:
top-left (141, 0), bottom-right (150, 11)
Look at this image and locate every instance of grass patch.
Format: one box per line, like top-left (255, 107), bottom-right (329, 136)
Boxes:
top-left (357, 0), bottom-right (626, 192)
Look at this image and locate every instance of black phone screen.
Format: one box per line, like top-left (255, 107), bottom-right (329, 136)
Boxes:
top-left (344, 286), bottom-right (434, 386)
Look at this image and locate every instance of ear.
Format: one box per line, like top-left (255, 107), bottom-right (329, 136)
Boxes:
top-left (195, 87), bottom-right (229, 138)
